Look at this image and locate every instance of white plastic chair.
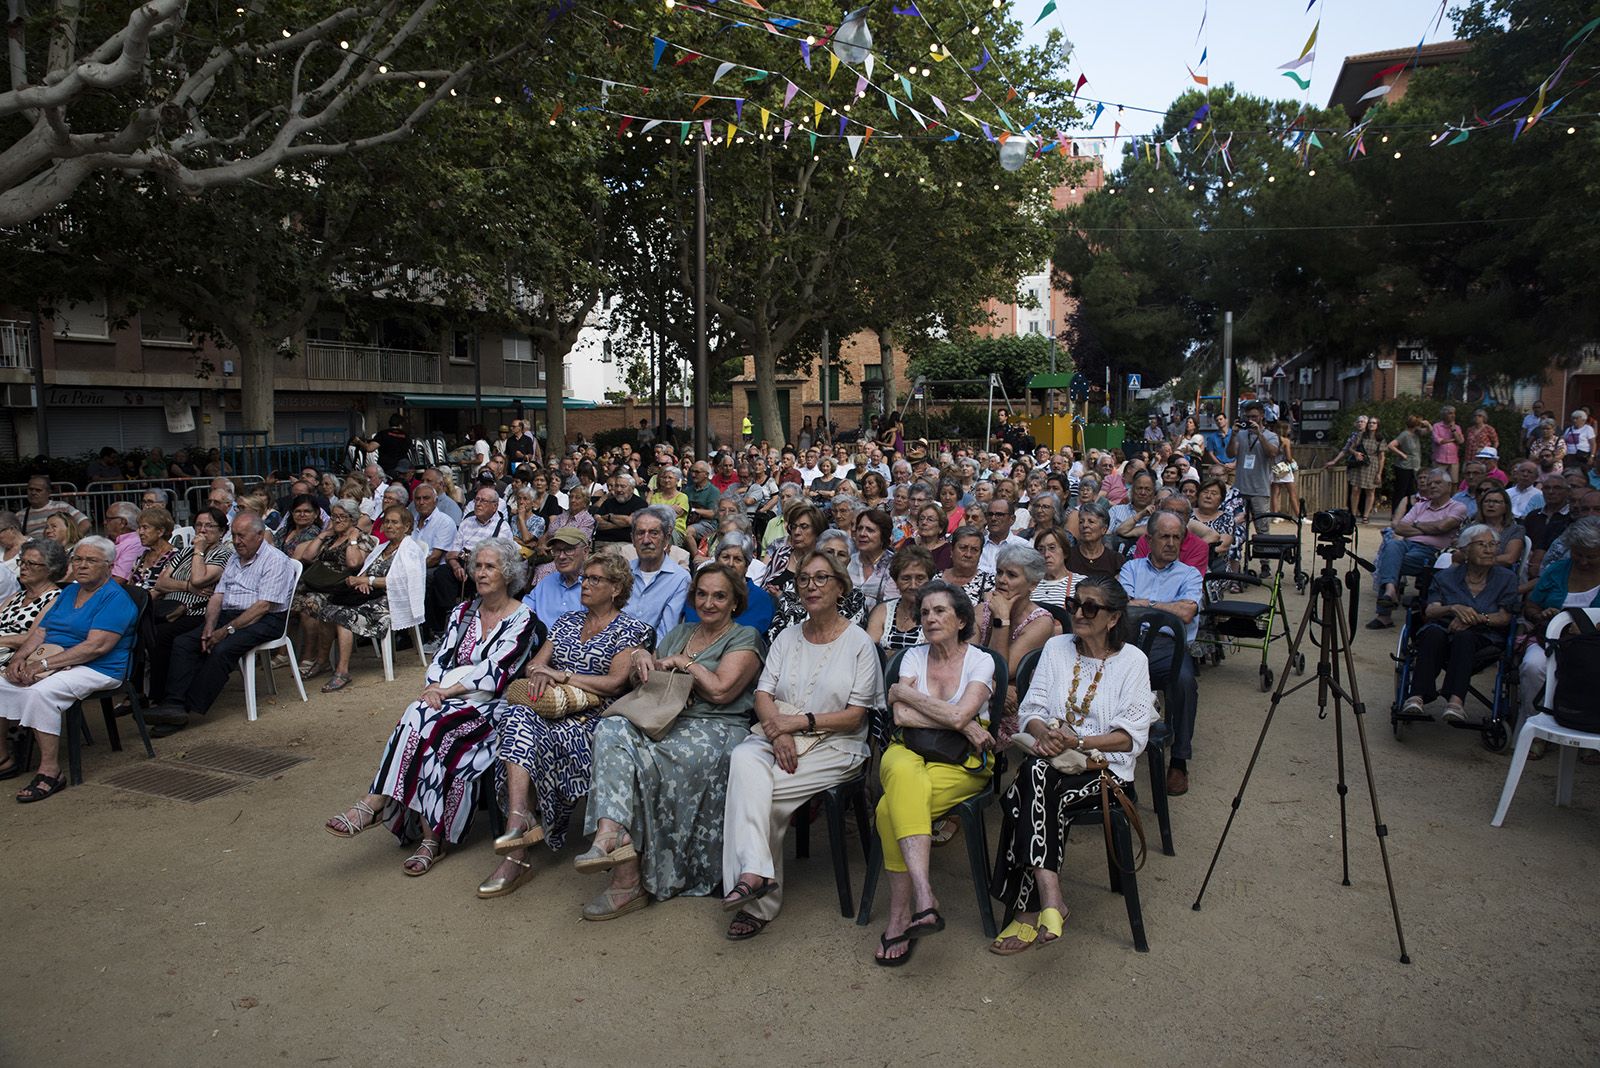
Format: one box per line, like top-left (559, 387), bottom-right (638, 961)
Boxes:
top-left (371, 622), bottom-right (427, 682)
top-left (240, 558), bottom-right (309, 722)
top-left (1490, 608), bottom-right (1600, 826)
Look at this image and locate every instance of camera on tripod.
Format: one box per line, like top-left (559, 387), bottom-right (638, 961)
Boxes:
top-left (1312, 508), bottom-right (1357, 539)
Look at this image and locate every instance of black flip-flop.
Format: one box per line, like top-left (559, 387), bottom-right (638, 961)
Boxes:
top-left (905, 907), bottom-right (945, 938)
top-left (0, 756), bottom-right (23, 781)
top-left (875, 932), bottom-right (917, 967)
top-left (1364, 618), bottom-right (1394, 630)
top-left (16, 772), bottom-right (65, 803)
top-left (726, 910), bottom-right (770, 941)
top-left (721, 877), bottom-right (777, 912)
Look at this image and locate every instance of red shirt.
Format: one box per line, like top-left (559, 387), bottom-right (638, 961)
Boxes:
top-left (712, 471), bottom-right (740, 492)
top-left (1133, 532), bottom-right (1212, 572)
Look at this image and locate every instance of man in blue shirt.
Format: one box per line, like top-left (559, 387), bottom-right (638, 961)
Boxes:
top-left (1120, 511), bottom-right (1203, 796)
top-left (523, 527), bottom-right (587, 630)
top-left (1203, 412), bottom-right (1236, 473)
top-left (627, 505), bottom-right (690, 641)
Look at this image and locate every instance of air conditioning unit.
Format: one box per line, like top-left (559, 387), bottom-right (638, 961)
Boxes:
top-left (3, 384), bottom-right (35, 408)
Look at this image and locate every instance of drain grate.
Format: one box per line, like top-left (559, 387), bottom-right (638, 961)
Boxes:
top-left (100, 763), bottom-right (248, 803)
top-left (173, 743), bottom-right (310, 780)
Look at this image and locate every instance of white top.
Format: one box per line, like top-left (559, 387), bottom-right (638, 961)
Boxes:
top-left (979, 534), bottom-right (1033, 573)
top-left (360, 535), bottom-right (427, 630)
top-left (1564, 584), bottom-right (1600, 608)
top-left (897, 643), bottom-right (996, 726)
top-left (758, 623), bottom-right (884, 759)
top-left (1016, 635), bottom-right (1159, 782)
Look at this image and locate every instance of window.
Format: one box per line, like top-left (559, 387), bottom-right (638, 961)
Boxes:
top-left (1027, 321), bottom-right (1042, 334)
top-left (822, 364), bottom-right (841, 402)
top-left (451, 329), bottom-right (476, 365)
top-left (864, 363), bottom-right (883, 383)
top-left (52, 297), bottom-right (109, 339)
top-left (502, 334), bottom-right (534, 363)
top-left (139, 308), bottom-right (192, 344)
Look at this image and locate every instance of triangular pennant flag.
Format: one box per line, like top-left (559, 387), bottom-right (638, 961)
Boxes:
top-left (1167, 137), bottom-right (1181, 161)
top-left (863, 126), bottom-right (874, 144)
top-left (600, 81), bottom-right (613, 105)
top-left (846, 134), bottom-right (864, 157)
top-left (971, 47), bottom-right (990, 73)
top-left (1113, 121), bottom-right (1120, 138)
top-left (1357, 84), bottom-right (1391, 102)
top-left (1198, 46), bottom-right (1207, 66)
top-left (855, 75), bottom-right (868, 98)
top-left (783, 119), bottom-right (793, 141)
top-left (1512, 117), bottom-right (1528, 142)
top-left (1371, 61), bottom-right (1406, 85)
top-left (713, 61), bottom-right (737, 84)
top-left (931, 95), bottom-right (947, 115)
top-left (641, 119), bottom-right (662, 133)
top-left (813, 101), bottom-right (824, 126)
top-left (735, 98), bottom-right (744, 120)
top-left (727, 122), bottom-right (737, 146)
top-left (1298, 21), bottom-right (1318, 59)
top-left (618, 116), bottom-right (634, 137)
top-left (703, 119), bottom-right (713, 142)
top-left (996, 107), bottom-right (1016, 131)
top-left (909, 107), bottom-right (924, 126)
top-left (1447, 129), bottom-right (1469, 145)
top-left (679, 121), bottom-right (689, 141)
top-left (996, 130), bottom-right (1010, 144)
top-left (1565, 14), bottom-right (1600, 49)
top-left (1429, 129), bottom-right (1450, 147)
top-left (550, 101), bottom-right (564, 123)
top-left (962, 90), bottom-right (981, 102)
top-left (1278, 52), bottom-right (1315, 70)
top-left (801, 40), bottom-right (812, 68)
top-left (829, 52), bottom-right (840, 80)
top-left (1308, 131), bottom-right (1323, 148)
top-left (651, 37), bottom-right (668, 69)
top-left (1091, 101), bottom-right (1105, 126)
top-left (808, 131), bottom-right (817, 152)
top-left (1186, 103), bottom-right (1209, 130)
top-left (839, 114), bottom-right (848, 136)
top-left (865, 53), bottom-right (874, 78)
top-left (760, 107), bottom-right (770, 130)
top-left (941, 130), bottom-right (959, 141)
top-left (1187, 65), bottom-right (1209, 86)
top-left (1033, 0), bottom-right (1057, 27)
top-left (892, 2), bottom-right (920, 13)
top-left (675, 52), bottom-right (700, 67)
top-left (900, 75), bottom-right (914, 99)
top-left (1074, 73), bottom-right (1087, 94)
top-left (1006, 86), bottom-right (1017, 102)
top-left (693, 95), bottom-right (712, 112)
top-left (1282, 71), bottom-right (1311, 90)
top-left (784, 80), bottom-right (799, 107)
top-left (885, 94), bottom-right (898, 119)
top-left (981, 122), bottom-right (995, 142)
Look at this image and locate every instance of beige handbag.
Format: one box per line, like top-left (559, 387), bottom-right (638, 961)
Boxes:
top-left (505, 676), bottom-right (602, 719)
top-left (603, 669), bottom-right (694, 741)
top-left (22, 643), bottom-right (66, 678)
top-left (1009, 726), bottom-right (1107, 773)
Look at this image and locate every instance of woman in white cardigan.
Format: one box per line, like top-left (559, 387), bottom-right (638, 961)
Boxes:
top-left (317, 506), bottom-right (427, 691)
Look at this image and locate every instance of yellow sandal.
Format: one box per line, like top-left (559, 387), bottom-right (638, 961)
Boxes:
top-left (1037, 907), bottom-right (1067, 945)
top-left (990, 919), bottom-right (1040, 956)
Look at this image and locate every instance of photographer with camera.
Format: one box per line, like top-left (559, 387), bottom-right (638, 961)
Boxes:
top-left (1366, 469), bottom-right (1469, 630)
top-left (1229, 401), bottom-right (1281, 535)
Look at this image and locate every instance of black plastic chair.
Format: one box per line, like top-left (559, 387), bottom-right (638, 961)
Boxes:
top-left (1006, 638), bottom-right (1150, 952)
top-left (62, 586), bottom-right (157, 785)
top-left (1032, 600), bottom-right (1074, 636)
top-left (1129, 607), bottom-right (1183, 858)
top-left (855, 645), bottom-right (1010, 938)
top-left (792, 772), bottom-right (876, 918)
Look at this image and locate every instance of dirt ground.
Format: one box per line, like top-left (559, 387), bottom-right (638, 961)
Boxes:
top-left (4, 535), bottom-right (1598, 1067)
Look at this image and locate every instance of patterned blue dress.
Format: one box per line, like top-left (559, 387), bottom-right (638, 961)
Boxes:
top-left (498, 610), bottom-right (655, 850)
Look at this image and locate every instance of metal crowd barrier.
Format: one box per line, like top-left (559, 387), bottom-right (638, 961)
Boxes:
top-left (75, 476), bottom-right (265, 525)
top-left (0, 482), bottom-right (78, 516)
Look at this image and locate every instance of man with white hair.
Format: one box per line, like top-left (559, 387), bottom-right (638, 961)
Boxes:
top-left (594, 471), bottom-right (646, 544)
top-left (103, 502), bottom-right (144, 582)
top-left (0, 536), bottom-right (138, 799)
top-left (145, 514), bottom-right (298, 734)
top-left (627, 506), bottom-right (690, 638)
top-left (420, 467), bottom-right (463, 522)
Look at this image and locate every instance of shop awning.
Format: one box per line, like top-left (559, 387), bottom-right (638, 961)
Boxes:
top-left (397, 394), bottom-right (598, 410)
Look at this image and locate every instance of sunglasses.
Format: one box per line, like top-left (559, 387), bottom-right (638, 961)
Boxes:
top-left (1064, 597), bottom-right (1109, 619)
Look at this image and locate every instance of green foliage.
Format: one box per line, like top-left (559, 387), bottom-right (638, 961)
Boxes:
top-left (908, 334), bottom-right (1062, 400)
top-left (591, 427), bottom-right (638, 455)
top-left (1327, 395), bottom-right (1525, 465)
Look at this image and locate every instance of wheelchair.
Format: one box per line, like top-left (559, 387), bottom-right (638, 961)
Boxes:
top-left (1388, 569), bottom-right (1519, 752)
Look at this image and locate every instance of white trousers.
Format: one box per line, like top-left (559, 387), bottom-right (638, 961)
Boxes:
top-left (721, 734), bottom-right (866, 922)
top-left (1520, 645), bottom-right (1549, 722)
top-left (0, 666), bottom-right (119, 737)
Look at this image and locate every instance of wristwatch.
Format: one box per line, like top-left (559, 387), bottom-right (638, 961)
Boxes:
top-left (1072, 733), bottom-right (1086, 751)
top-left (226, 624), bottom-right (236, 636)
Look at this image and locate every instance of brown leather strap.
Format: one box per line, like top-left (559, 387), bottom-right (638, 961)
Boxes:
top-left (1099, 771), bottom-right (1148, 873)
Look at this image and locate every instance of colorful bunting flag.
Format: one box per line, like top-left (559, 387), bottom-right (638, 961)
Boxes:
top-left (1282, 71), bottom-right (1311, 90)
top-left (971, 48), bottom-right (991, 74)
top-left (1278, 53), bottom-right (1315, 70)
top-left (784, 80), bottom-right (799, 107)
top-left (1357, 85), bottom-right (1391, 102)
top-left (618, 116), bottom-right (634, 137)
top-left (734, 98), bottom-right (744, 120)
top-left (900, 74), bottom-right (914, 99)
top-left (1298, 21), bottom-right (1318, 60)
top-left (1033, 0), bottom-right (1057, 27)
top-left (846, 134), bottom-right (864, 157)
top-left (829, 52), bottom-right (840, 80)
top-left (885, 94), bottom-right (898, 118)
top-left (813, 100), bottom-right (825, 126)
top-left (692, 95), bottom-right (711, 112)
top-left (652, 37), bottom-right (668, 69)
top-left (931, 95), bottom-right (947, 115)
top-left (801, 40), bottom-right (811, 68)
top-left (713, 61), bottom-right (737, 84)
top-left (1187, 65), bottom-right (1209, 86)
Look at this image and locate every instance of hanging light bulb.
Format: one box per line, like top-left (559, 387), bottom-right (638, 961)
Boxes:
top-left (493, 95), bottom-right (502, 104)
top-left (1146, 186), bottom-right (1154, 193)
top-left (998, 135), bottom-right (1031, 171)
top-left (1308, 168), bottom-right (1316, 176)
top-left (832, 7), bottom-right (873, 65)
top-left (1393, 150), bottom-right (1402, 158)
top-left (1380, 134), bottom-right (1389, 143)
top-left (970, 24), bottom-right (981, 34)
top-left (1266, 174), bottom-right (1274, 182)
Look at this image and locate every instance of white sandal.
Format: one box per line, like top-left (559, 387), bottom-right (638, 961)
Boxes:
top-left (402, 839), bottom-right (443, 876)
top-left (324, 799), bottom-right (380, 838)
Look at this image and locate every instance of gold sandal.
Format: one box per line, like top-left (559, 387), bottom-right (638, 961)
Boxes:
top-left (477, 853), bottom-right (536, 898)
top-left (493, 809), bottom-right (545, 855)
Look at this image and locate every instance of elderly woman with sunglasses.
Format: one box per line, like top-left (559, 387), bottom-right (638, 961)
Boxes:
top-left (720, 549), bottom-right (884, 941)
top-left (872, 580), bottom-right (996, 966)
top-left (990, 575), bottom-right (1158, 954)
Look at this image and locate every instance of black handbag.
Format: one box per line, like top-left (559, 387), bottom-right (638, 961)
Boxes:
top-left (899, 726), bottom-right (971, 765)
top-left (1542, 608), bottom-right (1600, 732)
top-left (327, 584), bottom-right (382, 607)
top-left (301, 561), bottom-right (348, 593)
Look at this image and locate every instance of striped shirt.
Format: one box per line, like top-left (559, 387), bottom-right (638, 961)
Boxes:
top-left (450, 512), bottom-right (509, 556)
top-left (217, 542), bottom-right (298, 612)
top-left (19, 500), bottom-right (88, 539)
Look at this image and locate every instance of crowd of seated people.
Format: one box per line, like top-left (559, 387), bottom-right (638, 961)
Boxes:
top-left (11, 400), bottom-right (1592, 960)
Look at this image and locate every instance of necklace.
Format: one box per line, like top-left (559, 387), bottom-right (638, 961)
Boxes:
top-left (685, 619), bottom-right (733, 662)
top-left (1064, 647), bottom-right (1107, 726)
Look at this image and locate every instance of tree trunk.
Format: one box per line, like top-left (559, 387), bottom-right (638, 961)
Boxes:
top-left (752, 341), bottom-right (786, 446)
top-left (877, 325), bottom-right (898, 417)
top-left (234, 331), bottom-right (276, 442)
top-left (543, 341), bottom-right (566, 459)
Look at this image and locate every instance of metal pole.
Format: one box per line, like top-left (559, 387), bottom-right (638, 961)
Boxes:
top-left (693, 138), bottom-right (710, 458)
top-left (1048, 318), bottom-right (1056, 374)
top-left (820, 327), bottom-right (831, 446)
top-left (28, 309), bottom-right (48, 456)
top-left (1222, 310), bottom-right (1234, 418)
top-left (472, 329), bottom-right (483, 428)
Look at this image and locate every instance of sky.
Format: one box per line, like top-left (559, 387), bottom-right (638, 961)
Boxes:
top-left (569, 0), bottom-right (1457, 402)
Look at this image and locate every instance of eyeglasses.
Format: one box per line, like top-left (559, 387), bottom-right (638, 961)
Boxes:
top-left (580, 574), bottom-right (611, 585)
top-left (70, 555), bottom-right (109, 566)
top-left (1064, 597), bottom-right (1108, 619)
top-left (796, 573), bottom-right (836, 589)
top-left (18, 558), bottom-right (46, 569)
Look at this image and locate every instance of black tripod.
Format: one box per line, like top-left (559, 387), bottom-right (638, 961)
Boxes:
top-left (1191, 529), bottom-right (1412, 963)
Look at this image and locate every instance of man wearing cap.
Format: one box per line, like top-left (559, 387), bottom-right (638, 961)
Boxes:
top-left (523, 527), bottom-right (589, 630)
top-left (1474, 446), bottom-right (1509, 486)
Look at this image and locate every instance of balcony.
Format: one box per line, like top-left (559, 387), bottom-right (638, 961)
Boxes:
top-left (0, 320), bottom-right (32, 371)
top-left (503, 360), bottom-right (546, 390)
top-left (305, 341), bottom-right (440, 385)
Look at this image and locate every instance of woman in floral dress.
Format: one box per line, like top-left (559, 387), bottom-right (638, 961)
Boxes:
top-left (478, 551), bottom-right (653, 897)
top-left (323, 539), bottom-right (543, 877)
